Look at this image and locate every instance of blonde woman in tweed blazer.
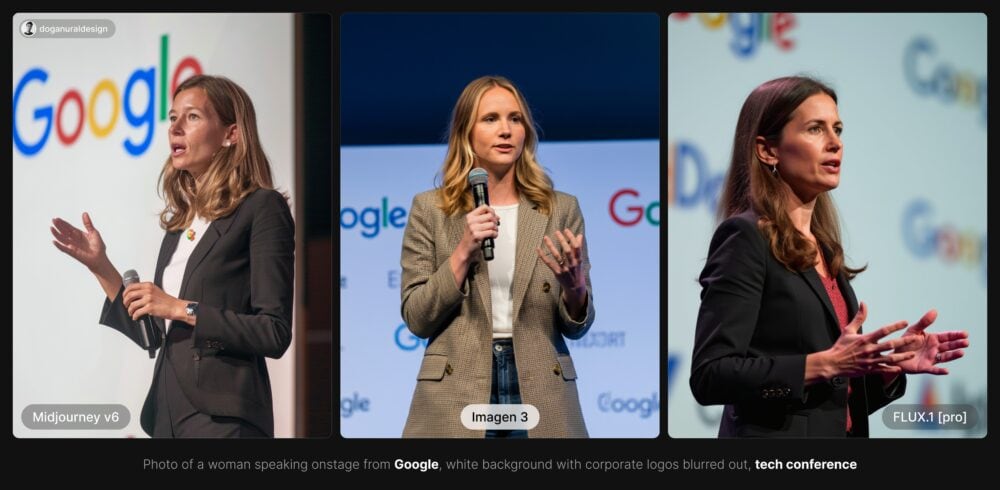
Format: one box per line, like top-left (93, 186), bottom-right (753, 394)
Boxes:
top-left (400, 76), bottom-right (595, 438)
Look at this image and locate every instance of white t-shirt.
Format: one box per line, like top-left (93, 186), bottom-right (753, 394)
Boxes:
top-left (487, 203), bottom-right (518, 339)
top-left (161, 215), bottom-right (212, 331)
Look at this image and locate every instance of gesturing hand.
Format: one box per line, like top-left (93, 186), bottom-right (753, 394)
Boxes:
top-left (51, 212), bottom-right (109, 272)
top-left (823, 302), bottom-right (919, 378)
top-left (537, 229), bottom-right (586, 291)
top-left (536, 229), bottom-right (587, 319)
top-left (892, 309), bottom-right (969, 375)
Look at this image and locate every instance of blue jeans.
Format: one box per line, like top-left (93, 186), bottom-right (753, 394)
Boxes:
top-left (485, 339), bottom-right (528, 439)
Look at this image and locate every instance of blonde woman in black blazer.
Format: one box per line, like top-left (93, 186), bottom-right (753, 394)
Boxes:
top-left (690, 76), bottom-right (968, 438)
top-left (51, 75), bottom-right (293, 438)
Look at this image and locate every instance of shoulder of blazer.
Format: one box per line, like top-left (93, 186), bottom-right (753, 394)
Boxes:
top-left (710, 210), bottom-right (768, 256)
top-left (238, 188), bottom-right (288, 214)
top-left (409, 189), bottom-right (451, 224)
top-left (551, 190), bottom-right (580, 215)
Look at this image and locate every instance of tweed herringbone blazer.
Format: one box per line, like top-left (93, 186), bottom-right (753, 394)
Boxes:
top-left (400, 189), bottom-right (595, 438)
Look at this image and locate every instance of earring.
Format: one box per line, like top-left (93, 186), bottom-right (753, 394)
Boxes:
top-left (223, 140), bottom-right (231, 147)
top-left (770, 163), bottom-right (778, 177)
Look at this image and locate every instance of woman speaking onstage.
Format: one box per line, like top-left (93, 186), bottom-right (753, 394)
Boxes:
top-left (689, 76), bottom-right (969, 438)
top-left (400, 75), bottom-right (595, 438)
top-left (51, 75), bottom-right (294, 438)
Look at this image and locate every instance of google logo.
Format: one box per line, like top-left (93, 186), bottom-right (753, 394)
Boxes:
top-left (394, 323), bottom-right (427, 351)
top-left (609, 189), bottom-right (659, 226)
top-left (667, 140), bottom-right (724, 215)
top-left (901, 199), bottom-right (986, 278)
top-left (340, 197), bottom-right (408, 238)
top-left (13, 35), bottom-right (202, 157)
top-left (670, 13), bottom-right (796, 58)
top-left (903, 37), bottom-right (986, 123)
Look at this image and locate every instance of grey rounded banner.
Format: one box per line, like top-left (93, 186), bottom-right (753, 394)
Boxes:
top-left (881, 404), bottom-right (979, 430)
top-left (22, 404), bottom-right (130, 430)
top-left (19, 19), bottom-right (115, 38)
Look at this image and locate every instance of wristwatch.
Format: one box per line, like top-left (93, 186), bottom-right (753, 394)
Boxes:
top-left (185, 302), bottom-right (199, 316)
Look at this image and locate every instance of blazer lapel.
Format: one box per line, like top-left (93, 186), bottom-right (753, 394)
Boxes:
top-left (510, 194), bottom-right (549, 326)
top-left (178, 209), bottom-right (240, 299)
top-left (799, 269), bottom-right (841, 340)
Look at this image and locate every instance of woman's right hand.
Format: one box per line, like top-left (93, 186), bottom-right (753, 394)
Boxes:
top-left (51, 212), bottom-right (110, 272)
top-left (809, 302), bottom-right (919, 382)
top-left (448, 205), bottom-right (499, 289)
top-left (457, 204), bottom-right (500, 260)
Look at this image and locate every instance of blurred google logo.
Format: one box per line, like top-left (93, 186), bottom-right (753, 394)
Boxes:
top-left (670, 12), bottom-right (796, 58)
top-left (667, 140), bottom-right (724, 215)
top-left (902, 199), bottom-right (986, 280)
top-left (903, 37), bottom-right (986, 123)
top-left (13, 34), bottom-right (202, 157)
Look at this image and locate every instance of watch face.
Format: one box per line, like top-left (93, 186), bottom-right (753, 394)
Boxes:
top-left (186, 303), bottom-right (198, 315)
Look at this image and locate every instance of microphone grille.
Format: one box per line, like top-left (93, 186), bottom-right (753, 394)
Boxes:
top-left (123, 269), bottom-right (140, 286)
top-left (468, 168), bottom-right (488, 186)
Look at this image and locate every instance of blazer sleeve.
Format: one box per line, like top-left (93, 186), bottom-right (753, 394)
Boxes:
top-left (555, 194), bottom-right (595, 339)
top-left (689, 216), bottom-right (808, 406)
top-left (192, 191), bottom-right (294, 358)
top-left (98, 285), bottom-right (148, 348)
top-left (400, 193), bottom-right (468, 339)
top-left (864, 373), bottom-right (907, 414)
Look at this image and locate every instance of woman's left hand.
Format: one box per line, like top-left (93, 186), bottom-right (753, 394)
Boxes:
top-left (537, 229), bottom-right (587, 314)
top-left (123, 282), bottom-right (186, 323)
top-left (892, 309), bottom-right (970, 375)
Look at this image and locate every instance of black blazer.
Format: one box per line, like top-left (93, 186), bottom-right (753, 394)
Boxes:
top-left (689, 210), bottom-right (905, 438)
top-left (99, 188), bottom-right (294, 437)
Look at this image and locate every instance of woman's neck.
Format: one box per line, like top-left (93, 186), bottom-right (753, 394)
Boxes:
top-left (784, 190), bottom-right (817, 239)
top-left (480, 164), bottom-right (518, 206)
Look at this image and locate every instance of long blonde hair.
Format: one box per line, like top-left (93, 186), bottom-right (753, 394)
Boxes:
top-left (159, 75), bottom-right (274, 231)
top-left (717, 76), bottom-right (866, 279)
top-left (436, 75), bottom-right (555, 216)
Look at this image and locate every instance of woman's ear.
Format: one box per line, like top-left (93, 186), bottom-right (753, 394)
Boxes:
top-left (224, 124), bottom-right (239, 147)
top-left (755, 135), bottom-right (779, 166)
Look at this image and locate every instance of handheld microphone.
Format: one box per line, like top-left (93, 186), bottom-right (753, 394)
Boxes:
top-left (467, 168), bottom-right (494, 261)
top-left (122, 270), bottom-right (161, 359)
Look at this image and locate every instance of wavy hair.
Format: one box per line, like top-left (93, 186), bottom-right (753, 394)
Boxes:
top-left (717, 76), bottom-right (866, 279)
top-left (436, 75), bottom-right (555, 216)
top-left (158, 75), bottom-right (274, 231)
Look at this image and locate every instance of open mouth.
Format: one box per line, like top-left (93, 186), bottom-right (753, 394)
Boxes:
top-left (171, 144), bottom-right (187, 156)
top-left (821, 160), bottom-right (840, 168)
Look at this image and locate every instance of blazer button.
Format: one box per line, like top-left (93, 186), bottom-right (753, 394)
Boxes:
top-left (543, 281), bottom-right (551, 293)
top-left (553, 364), bottom-right (562, 376)
top-left (832, 376), bottom-right (845, 386)
top-left (444, 363), bottom-right (453, 375)
top-left (192, 353), bottom-right (201, 361)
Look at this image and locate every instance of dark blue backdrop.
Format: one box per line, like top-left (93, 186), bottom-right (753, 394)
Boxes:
top-left (341, 13), bottom-right (659, 145)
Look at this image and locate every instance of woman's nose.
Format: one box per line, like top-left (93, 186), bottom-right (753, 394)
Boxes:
top-left (498, 119), bottom-right (511, 137)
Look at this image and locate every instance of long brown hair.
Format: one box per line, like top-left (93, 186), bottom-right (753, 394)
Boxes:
top-left (158, 75), bottom-right (274, 231)
top-left (717, 76), bottom-right (866, 279)
top-left (436, 75), bottom-right (555, 216)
